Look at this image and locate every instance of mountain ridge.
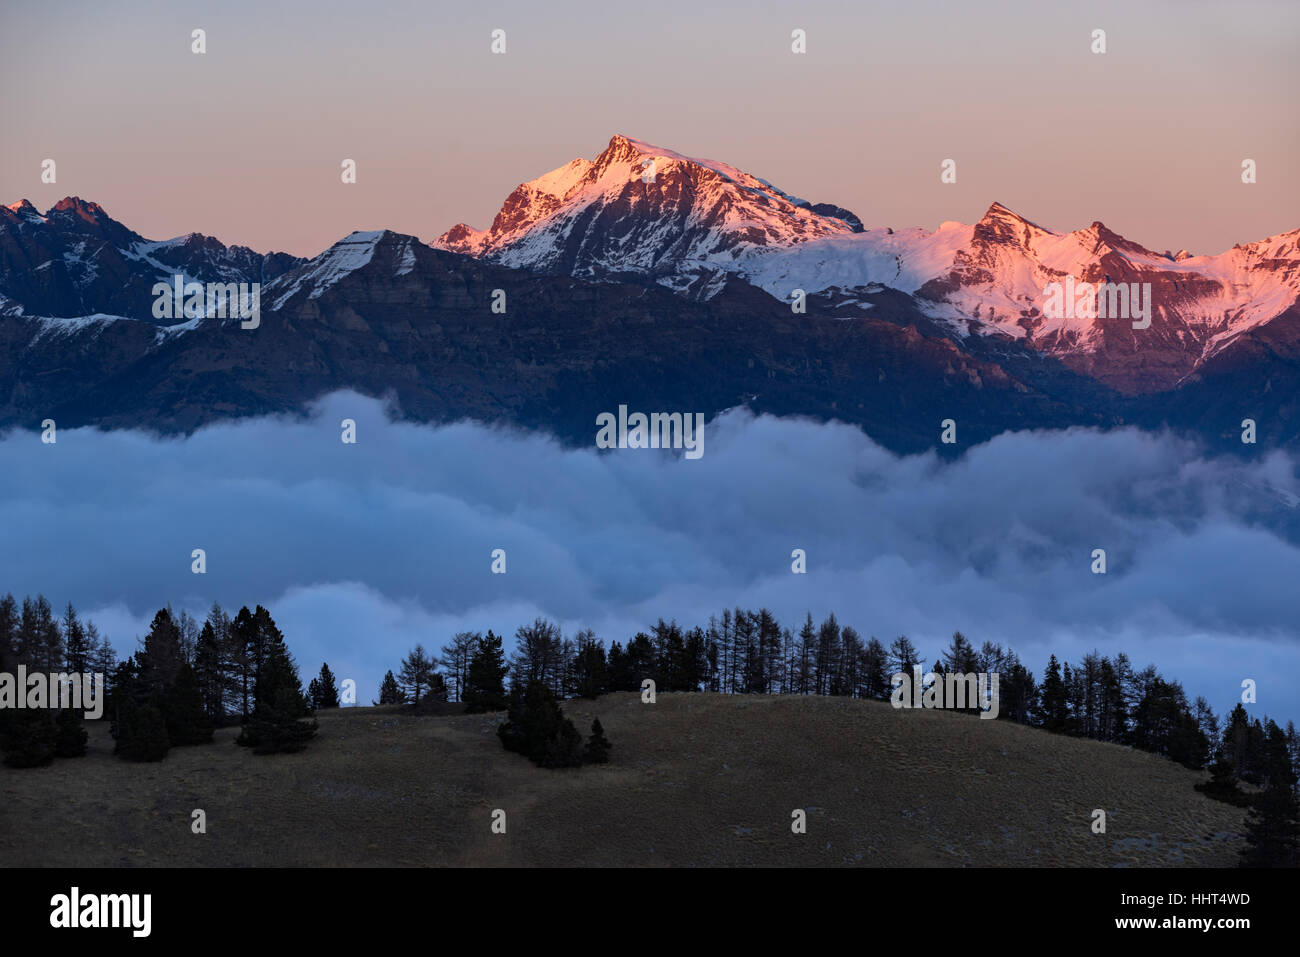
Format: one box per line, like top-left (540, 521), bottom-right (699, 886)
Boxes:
top-left (2, 137), bottom-right (1297, 450)
top-left (432, 135), bottom-right (1300, 393)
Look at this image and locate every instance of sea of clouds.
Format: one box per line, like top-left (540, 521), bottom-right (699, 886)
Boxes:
top-left (3, 391), bottom-right (1297, 724)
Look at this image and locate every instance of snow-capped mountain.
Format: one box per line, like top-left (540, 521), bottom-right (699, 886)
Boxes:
top-left (436, 134), bottom-right (864, 298)
top-left (3, 142), bottom-right (1298, 450)
top-left (436, 135), bottom-right (1300, 392)
top-left (0, 197), bottom-right (302, 323)
top-left (911, 204), bottom-right (1300, 391)
top-left (265, 229), bottom-right (421, 311)
top-left (8, 218), bottom-right (1100, 450)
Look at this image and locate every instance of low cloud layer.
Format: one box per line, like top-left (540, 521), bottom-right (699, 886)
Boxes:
top-left (3, 392), bottom-right (1298, 723)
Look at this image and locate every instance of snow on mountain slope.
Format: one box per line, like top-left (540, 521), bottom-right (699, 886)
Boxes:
top-left (910, 204), bottom-right (1300, 387)
top-left (435, 134), bottom-right (860, 287)
top-left (6, 199), bottom-right (47, 225)
top-left (436, 135), bottom-right (1300, 390)
top-left (265, 230), bottom-right (420, 309)
top-left (0, 197), bottom-right (303, 323)
top-left (738, 220), bottom-right (976, 301)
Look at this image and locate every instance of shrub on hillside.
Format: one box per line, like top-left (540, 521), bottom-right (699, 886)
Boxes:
top-left (497, 682), bottom-right (584, 768)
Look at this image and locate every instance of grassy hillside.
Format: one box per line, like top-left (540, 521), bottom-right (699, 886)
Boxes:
top-left (0, 692), bottom-right (1247, 867)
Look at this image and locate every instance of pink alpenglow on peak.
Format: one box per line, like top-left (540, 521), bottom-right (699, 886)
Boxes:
top-left (433, 135), bottom-right (1300, 392)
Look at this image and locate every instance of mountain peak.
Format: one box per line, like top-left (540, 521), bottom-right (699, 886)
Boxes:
top-left (604, 133), bottom-right (665, 156)
top-left (606, 132), bottom-right (646, 152)
top-left (592, 134), bottom-right (752, 187)
top-left (2, 199), bottom-right (45, 224)
top-left (265, 230), bottom-right (414, 310)
top-left (432, 134), bottom-right (858, 280)
top-left (1077, 219), bottom-right (1156, 258)
top-left (979, 202), bottom-right (1035, 226)
top-left (972, 202), bottom-right (1050, 246)
top-left (341, 228), bottom-right (394, 244)
top-left (49, 196), bottom-right (109, 223)
top-left (593, 133), bottom-right (661, 173)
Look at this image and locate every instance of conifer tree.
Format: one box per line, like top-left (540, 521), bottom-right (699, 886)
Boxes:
top-left (570, 630), bottom-right (608, 699)
top-left (33, 595), bottom-right (62, 672)
top-left (319, 663), bottom-right (340, 707)
top-left (376, 669), bottom-right (405, 705)
top-left (584, 717), bottom-right (611, 764)
top-left (0, 593), bottom-right (18, 673)
top-left (439, 632), bottom-right (480, 703)
top-left (140, 607), bottom-right (184, 693)
top-left (1, 710), bottom-right (58, 767)
top-left (545, 715), bottom-right (585, 768)
top-left (231, 606), bottom-right (257, 718)
top-left (704, 629), bottom-right (721, 692)
top-left (624, 633), bottom-right (656, 691)
top-left (108, 654), bottom-right (142, 743)
top-left (200, 603), bottom-right (239, 719)
top-left (194, 620), bottom-right (226, 724)
top-left (887, 635), bottom-right (920, 680)
top-left (1240, 719), bottom-right (1300, 867)
top-left (428, 671), bottom-right (448, 702)
top-left (88, 622), bottom-right (115, 706)
top-left (510, 619), bottom-right (565, 693)
top-left (163, 663), bottom-right (213, 746)
top-left (398, 644), bottom-right (436, 705)
top-left (497, 681), bottom-right (584, 768)
top-left (606, 640), bottom-right (634, 692)
top-left (236, 640), bottom-right (317, 754)
top-left (411, 672), bottom-right (449, 712)
top-left (16, 596), bottom-right (40, 666)
top-left (1132, 677), bottom-right (1208, 768)
top-left (463, 630), bottom-right (509, 712)
top-left (54, 708), bottom-right (88, 758)
top-left (108, 652), bottom-right (168, 761)
top-left (683, 626), bottom-right (708, 694)
top-left (1000, 657), bottom-right (1037, 724)
top-left (861, 637), bottom-right (891, 700)
top-left (177, 609), bottom-right (200, 666)
top-left (1197, 756), bottom-right (1251, 807)
top-left (497, 684), bottom-right (527, 754)
top-left (943, 631), bottom-right (978, 674)
top-left (1036, 655), bottom-right (1069, 732)
top-left (63, 603), bottom-right (90, 674)
top-left (652, 619), bottom-right (689, 692)
top-left (116, 700), bottom-right (170, 762)
top-left (1222, 704), bottom-right (1267, 784)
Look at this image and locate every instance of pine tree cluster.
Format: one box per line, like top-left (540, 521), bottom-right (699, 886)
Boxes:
top-left (0, 594), bottom-right (322, 763)
top-left (496, 681), bottom-right (610, 769)
top-left (0, 596), bottom-right (107, 767)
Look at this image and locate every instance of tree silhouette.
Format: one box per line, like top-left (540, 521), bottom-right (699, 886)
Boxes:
top-left (584, 717), bottom-right (611, 764)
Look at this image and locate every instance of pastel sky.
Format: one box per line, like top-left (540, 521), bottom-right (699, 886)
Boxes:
top-left (1, 0), bottom-right (1296, 258)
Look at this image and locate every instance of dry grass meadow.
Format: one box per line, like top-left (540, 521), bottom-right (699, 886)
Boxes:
top-left (0, 692), bottom-right (1247, 867)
